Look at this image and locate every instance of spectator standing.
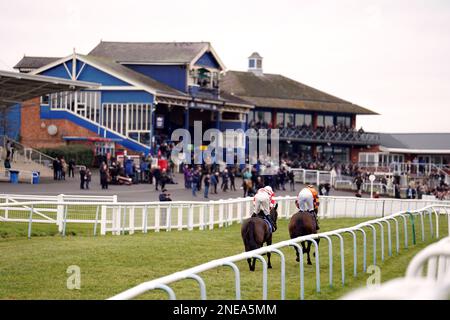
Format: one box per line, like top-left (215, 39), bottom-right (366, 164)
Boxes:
top-left (60, 157), bottom-right (67, 180)
top-left (160, 168), bottom-right (168, 190)
top-left (211, 171), bottom-right (219, 194)
top-left (406, 186), bottom-right (416, 199)
top-left (221, 169), bottom-right (229, 192)
top-left (68, 159), bottom-right (75, 178)
top-left (85, 168), bottom-right (92, 189)
top-left (192, 169), bottom-right (200, 197)
top-left (100, 162), bottom-right (109, 190)
top-left (153, 166), bottom-right (161, 191)
top-left (204, 174), bottom-right (210, 198)
top-left (229, 168), bottom-right (236, 191)
top-left (79, 166), bottom-right (86, 189)
top-left (288, 170), bottom-right (295, 192)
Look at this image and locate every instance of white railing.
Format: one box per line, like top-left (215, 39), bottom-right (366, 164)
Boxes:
top-left (108, 204), bottom-right (450, 300)
top-left (341, 236), bottom-right (450, 299)
top-left (290, 168), bottom-right (332, 186)
top-left (1, 194), bottom-right (449, 236)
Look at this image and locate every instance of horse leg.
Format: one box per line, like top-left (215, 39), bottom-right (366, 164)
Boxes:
top-left (251, 258), bottom-right (256, 271)
top-left (306, 241), bottom-right (312, 265)
top-left (293, 245), bottom-right (300, 262)
top-left (247, 258), bottom-right (254, 272)
top-left (313, 238), bottom-right (320, 257)
top-left (266, 239), bottom-right (272, 269)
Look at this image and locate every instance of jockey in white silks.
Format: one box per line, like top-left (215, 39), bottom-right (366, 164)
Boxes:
top-left (295, 185), bottom-right (320, 230)
top-left (253, 186), bottom-right (277, 231)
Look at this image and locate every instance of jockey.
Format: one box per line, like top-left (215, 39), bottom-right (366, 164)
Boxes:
top-left (253, 185), bottom-right (277, 231)
top-left (295, 185), bottom-right (320, 230)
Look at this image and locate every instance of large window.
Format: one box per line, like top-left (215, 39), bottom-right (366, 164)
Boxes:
top-left (317, 115), bottom-right (334, 127)
top-left (295, 113), bottom-right (312, 127)
top-left (49, 91), bottom-right (100, 123)
top-left (276, 113), bottom-right (284, 127)
top-left (336, 116), bottom-right (351, 127)
top-left (286, 113), bottom-right (295, 127)
top-left (255, 111), bottom-right (272, 127)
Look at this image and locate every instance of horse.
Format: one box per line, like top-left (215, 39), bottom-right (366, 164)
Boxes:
top-left (288, 210), bottom-right (320, 265)
top-left (243, 179), bottom-right (253, 197)
top-left (241, 203), bottom-right (278, 271)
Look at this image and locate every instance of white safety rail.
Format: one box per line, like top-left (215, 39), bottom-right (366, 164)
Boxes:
top-left (341, 237), bottom-right (450, 299)
top-left (0, 194), bottom-right (117, 232)
top-left (1, 194), bottom-right (450, 236)
top-left (108, 204), bottom-right (450, 300)
top-left (290, 168), bottom-right (332, 186)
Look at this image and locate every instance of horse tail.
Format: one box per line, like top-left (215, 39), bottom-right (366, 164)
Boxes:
top-left (245, 219), bottom-right (259, 251)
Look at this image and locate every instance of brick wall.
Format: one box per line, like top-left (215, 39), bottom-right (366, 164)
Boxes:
top-left (20, 98), bottom-right (99, 149)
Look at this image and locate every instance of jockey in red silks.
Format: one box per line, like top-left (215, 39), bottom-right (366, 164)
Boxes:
top-left (253, 186), bottom-right (277, 231)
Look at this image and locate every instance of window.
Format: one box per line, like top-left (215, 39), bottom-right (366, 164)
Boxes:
top-left (256, 111), bottom-right (272, 127)
top-left (276, 113), bottom-right (284, 126)
top-left (286, 113), bottom-right (295, 127)
top-left (222, 112), bottom-right (240, 121)
top-left (324, 115), bottom-right (334, 127)
top-left (317, 115), bottom-right (324, 127)
top-left (336, 116), bottom-right (351, 127)
top-left (249, 59), bottom-right (256, 68)
top-left (295, 113), bottom-right (312, 127)
top-left (256, 59), bottom-right (262, 69)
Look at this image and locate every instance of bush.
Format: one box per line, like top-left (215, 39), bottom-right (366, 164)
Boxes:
top-left (40, 144), bottom-right (94, 167)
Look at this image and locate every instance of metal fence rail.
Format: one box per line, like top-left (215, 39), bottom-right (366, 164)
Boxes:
top-left (108, 204), bottom-right (450, 300)
top-left (1, 194), bottom-right (449, 236)
top-left (341, 236), bottom-right (450, 299)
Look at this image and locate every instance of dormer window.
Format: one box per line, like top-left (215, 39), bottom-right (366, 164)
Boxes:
top-left (248, 52), bottom-right (263, 75)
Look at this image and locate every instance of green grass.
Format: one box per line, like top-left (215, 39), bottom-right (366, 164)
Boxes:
top-left (0, 215), bottom-right (448, 300)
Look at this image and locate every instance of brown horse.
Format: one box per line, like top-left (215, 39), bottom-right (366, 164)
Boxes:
top-left (288, 211), bottom-right (320, 265)
top-left (241, 203), bottom-right (278, 271)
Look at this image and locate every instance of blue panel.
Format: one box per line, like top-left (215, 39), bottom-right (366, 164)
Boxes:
top-left (40, 106), bottom-right (150, 153)
top-left (0, 104), bottom-right (21, 140)
top-left (194, 52), bottom-right (221, 69)
top-left (125, 64), bottom-right (187, 92)
top-left (77, 64), bottom-right (130, 86)
top-left (40, 63), bottom-right (71, 79)
top-left (101, 90), bottom-right (154, 104)
top-left (220, 121), bottom-right (246, 131)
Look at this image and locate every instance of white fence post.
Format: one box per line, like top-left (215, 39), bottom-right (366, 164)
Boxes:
top-left (167, 205), bottom-right (172, 232)
top-left (155, 205), bottom-right (160, 232)
top-left (100, 205), bottom-right (107, 235)
top-left (199, 205), bottom-right (205, 230)
top-left (238, 200), bottom-right (243, 223)
top-left (209, 202), bottom-right (214, 230)
top-left (178, 206), bottom-right (183, 230)
top-left (56, 194), bottom-right (64, 232)
top-left (188, 205), bottom-right (194, 231)
top-left (129, 206), bottom-right (135, 235)
top-left (219, 202), bottom-right (224, 228)
top-left (5, 196), bottom-right (9, 220)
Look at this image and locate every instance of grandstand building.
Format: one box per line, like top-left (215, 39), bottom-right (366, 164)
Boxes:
top-left (5, 41), bottom-right (380, 161)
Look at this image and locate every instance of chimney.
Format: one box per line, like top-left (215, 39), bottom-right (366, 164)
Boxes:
top-left (248, 52), bottom-right (263, 75)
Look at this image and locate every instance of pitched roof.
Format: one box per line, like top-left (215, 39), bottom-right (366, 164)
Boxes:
top-left (380, 133), bottom-right (450, 151)
top-left (221, 70), bottom-right (377, 115)
top-left (88, 41), bottom-right (209, 64)
top-left (14, 56), bottom-right (61, 70)
top-left (78, 54), bottom-right (189, 98)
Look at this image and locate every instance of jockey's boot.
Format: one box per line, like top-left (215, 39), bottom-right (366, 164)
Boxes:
top-left (313, 212), bottom-right (320, 230)
top-left (266, 214), bottom-right (277, 232)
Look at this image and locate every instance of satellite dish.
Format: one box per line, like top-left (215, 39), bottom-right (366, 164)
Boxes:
top-left (47, 124), bottom-right (58, 136)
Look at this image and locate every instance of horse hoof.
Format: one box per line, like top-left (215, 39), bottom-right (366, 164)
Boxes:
top-left (296, 258), bottom-right (299, 262)
top-left (307, 261), bottom-right (312, 265)
top-left (268, 265), bottom-right (272, 269)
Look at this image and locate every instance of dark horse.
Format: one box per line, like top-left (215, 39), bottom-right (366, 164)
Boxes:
top-left (288, 211), bottom-right (320, 265)
top-left (241, 204), bottom-right (278, 271)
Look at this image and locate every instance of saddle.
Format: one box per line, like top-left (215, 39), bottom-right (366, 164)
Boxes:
top-left (251, 211), bottom-right (276, 233)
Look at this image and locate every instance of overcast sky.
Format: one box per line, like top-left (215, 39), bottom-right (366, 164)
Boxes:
top-left (1, 0), bottom-right (449, 133)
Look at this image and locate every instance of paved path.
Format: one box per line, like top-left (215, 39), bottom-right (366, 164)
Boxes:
top-left (0, 171), bottom-right (366, 202)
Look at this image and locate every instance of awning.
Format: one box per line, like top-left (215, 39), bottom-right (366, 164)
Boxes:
top-left (63, 136), bottom-right (123, 142)
top-left (0, 69), bottom-right (99, 107)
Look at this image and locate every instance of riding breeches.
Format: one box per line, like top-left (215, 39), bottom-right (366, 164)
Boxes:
top-left (253, 192), bottom-right (271, 215)
top-left (296, 188), bottom-right (315, 211)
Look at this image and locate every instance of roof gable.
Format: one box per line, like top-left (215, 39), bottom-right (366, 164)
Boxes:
top-left (194, 51), bottom-right (221, 69)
